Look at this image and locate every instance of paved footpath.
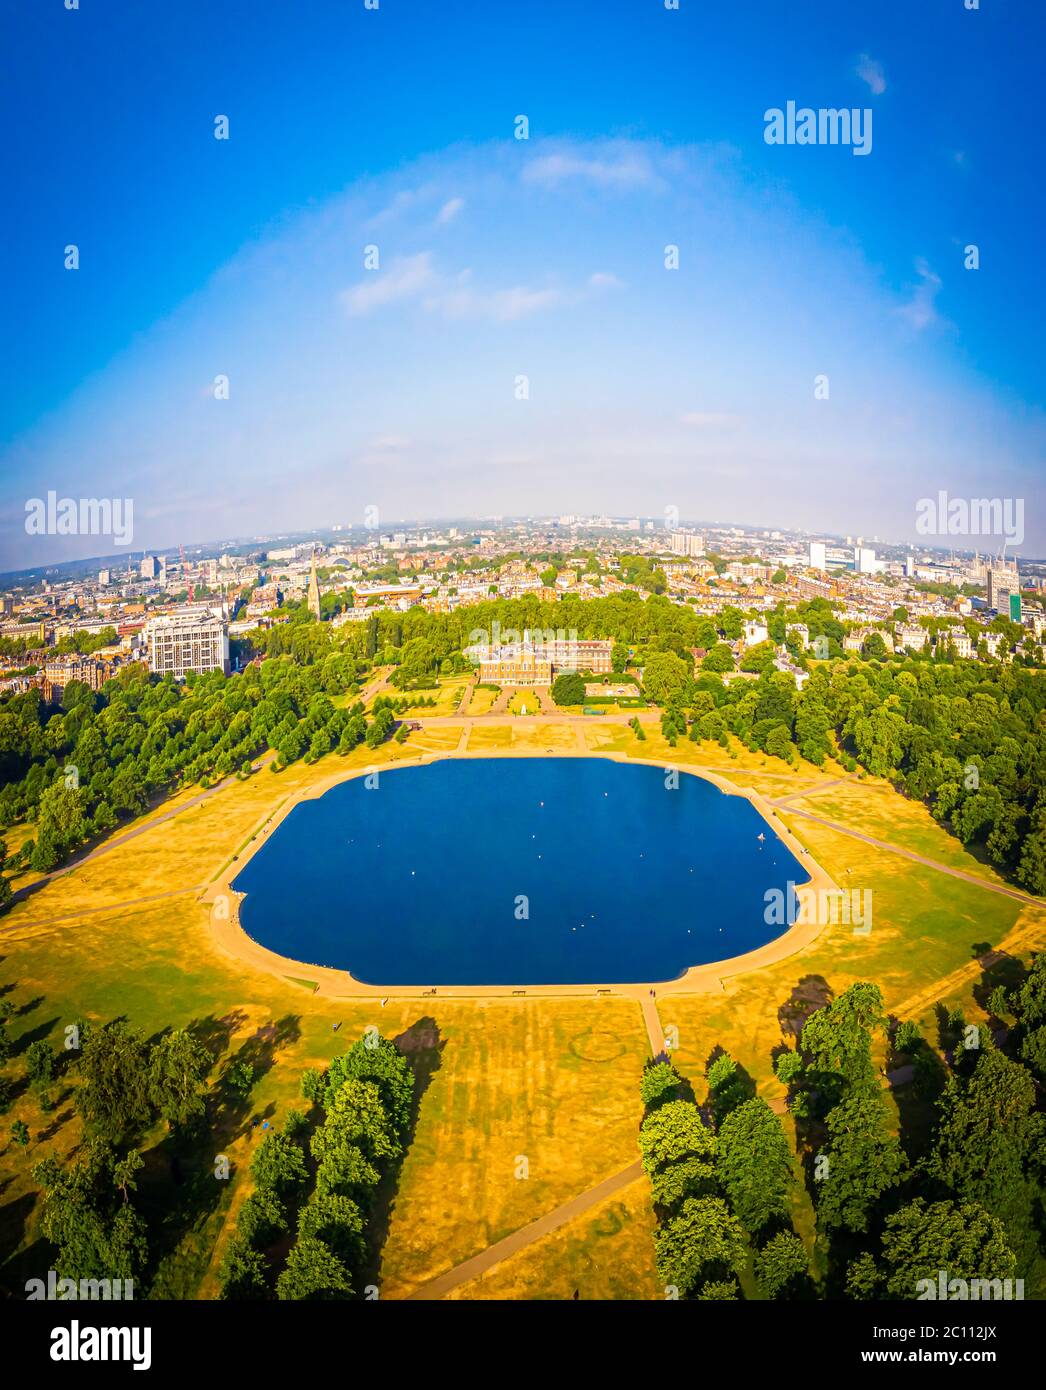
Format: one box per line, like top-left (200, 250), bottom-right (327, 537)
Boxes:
top-left (769, 774), bottom-right (856, 807)
top-left (403, 1159), bottom-right (646, 1300)
top-left (8, 774), bottom-right (257, 907)
top-left (784, 806), bottom-right (1043, 907)
top-left (638, 993), bottom-right (665, 1056)
top-left (2, 885), bottom-right (204, 934)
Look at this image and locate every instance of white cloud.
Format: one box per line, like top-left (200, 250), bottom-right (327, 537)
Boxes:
top-left (370, 435), bottom-right (411, 450)
top-left (522, 148), bottom-right (661, 190)
top-left (436, 197), bottom-right (465, 225)
top-left (339, 253), bottom-right (436, 315)
top-left (341, 251), bottom-right (577, 323)
top-left (896, 258), bottom-right (943, 331)
top-left (366, 188), bottom-right (423, 228)
top-left (588, 271), bottom-right (624, 290)
top-left (856, 54), bottom-right (887, 95)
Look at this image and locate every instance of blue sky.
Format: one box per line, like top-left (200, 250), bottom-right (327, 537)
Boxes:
top-left (2, 0), bottom-right (1043, 568)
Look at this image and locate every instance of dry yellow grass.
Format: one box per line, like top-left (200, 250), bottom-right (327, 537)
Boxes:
top-left (444, 1180), bottom-right (660, 1301)
top-left (377, 997), bottom-right (649, 1297)
top-left (3, 721), bottom-right (1039, 1300)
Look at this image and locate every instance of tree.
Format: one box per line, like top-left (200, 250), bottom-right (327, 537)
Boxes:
top-left (237, 1187), bottom-right (288, 1247)
top-left (706, 1053), bottom-right (754, 1124)
top-left (91, 801), bottom-right (118, 837)
top-left (763, 723), bottom-right (794, 762)
top-left (148, 1030), bottom-right (210, 1131)
top-left (314, 1140), bottom-right (380, 1203)
top-left (11, 1118), bottom-right (29, 1147)
top-left (365, 708), bottom-right (394, 748)
top-left (740, 641), bottom-right (777, 674)
top-left (326, 1035), bottom-right (415, 1136)
top-left (0, 1001), bottom-right (13, 1066)
top-left (0, 838), bottom-right (12, 913)
top-left (1019, 1025), bottom-right (1046, 1083)
top-left (32, 1139), bottom-right (148, 1283)
top-left (29, 832), bottom-right (59, 874)
top-left (296, 1193), bottom-right (367, 1267)
top-left (878, 1198), bottom-right (1015, 1299)
top-left (717, 1098), bottom-right (793, 1236)
top-left (815, 1091), bottom-right (906, 1234)
top-left (1016, 825), bottom-right (1046, 895)
top-left (639, 1100), bottom-right (715, 1175)
top-left (313, 1078), bottom-right (402, 1167)
top-left (75, 1021), bottom-right (154, 1144)
top-left (845, 1251), bottom-right (881, 1300)
top-left (35, 779), bottom-right (88, 859)
top-left (400, 638), bottom-right (437, 677)
top-left (550, 672), bottom-right (585, 706)
top-left (702, 643), bottom-right (735, 673)
top-left (640, 1061), bottom-right (683, 1111)
top-left (927, 1049), bottom-right (1043, 1254)
top-left (755, 1231), bottom-right (811, 1298)
top-left (251, 1131), bottom-right (309, 1196)
top-left (654, 1196), bottom-right (748, 1297)
top-left (218, 1238), bottom-right (269, 1299)
top-left (639, 1101), bottom-right (717, 1209)
top-left (25, 1038), bottom-right (56, 1089)
top-left (276, 1235), bottom-right (353, 1301)
top-left (799, 982), bottom-right (887, 1111)
top-left (642, 651), bottom-right (690, 704)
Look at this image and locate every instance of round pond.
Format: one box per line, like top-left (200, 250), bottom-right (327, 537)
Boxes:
top-left (231, 757), bottom-right (806, 985)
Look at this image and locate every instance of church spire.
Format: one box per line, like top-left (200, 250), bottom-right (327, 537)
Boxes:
top-left (307, 548), bottom-right (322, 620)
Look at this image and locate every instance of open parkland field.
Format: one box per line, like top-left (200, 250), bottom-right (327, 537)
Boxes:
top-left (2, 675), bottom-right (1045, 1302)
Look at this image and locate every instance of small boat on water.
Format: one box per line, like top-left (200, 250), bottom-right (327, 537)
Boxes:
top-left (757, 832), bottom-right (766, 841)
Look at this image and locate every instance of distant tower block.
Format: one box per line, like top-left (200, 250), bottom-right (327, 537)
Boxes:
top-left (308, 549), bottom-right (322, 620)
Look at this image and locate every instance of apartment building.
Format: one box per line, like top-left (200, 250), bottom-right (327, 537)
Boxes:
top-left (145, 608), bottom-right (229, 678)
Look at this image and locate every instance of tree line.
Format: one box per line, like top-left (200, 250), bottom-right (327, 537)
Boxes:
top-left (642, 969), bottom-right (1046, 1298)
top-left (219, 1034), bottom-right (414, 1299)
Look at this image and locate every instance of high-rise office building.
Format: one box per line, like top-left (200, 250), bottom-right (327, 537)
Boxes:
top-left (809, 541), bottom-right (827, 571)
top-left (987, 563), bottom-right (1020, 615)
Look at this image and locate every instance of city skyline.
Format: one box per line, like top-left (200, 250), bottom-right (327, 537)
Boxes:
top-left (2, 503), bottom-right (1038, 587)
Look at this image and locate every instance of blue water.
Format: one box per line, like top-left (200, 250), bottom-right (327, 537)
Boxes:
top-left (232, 758), bottom-right (806, 985)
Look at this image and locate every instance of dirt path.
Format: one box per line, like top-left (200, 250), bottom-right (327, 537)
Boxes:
top-left (402, 1160), bottom-right (646, 1300)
